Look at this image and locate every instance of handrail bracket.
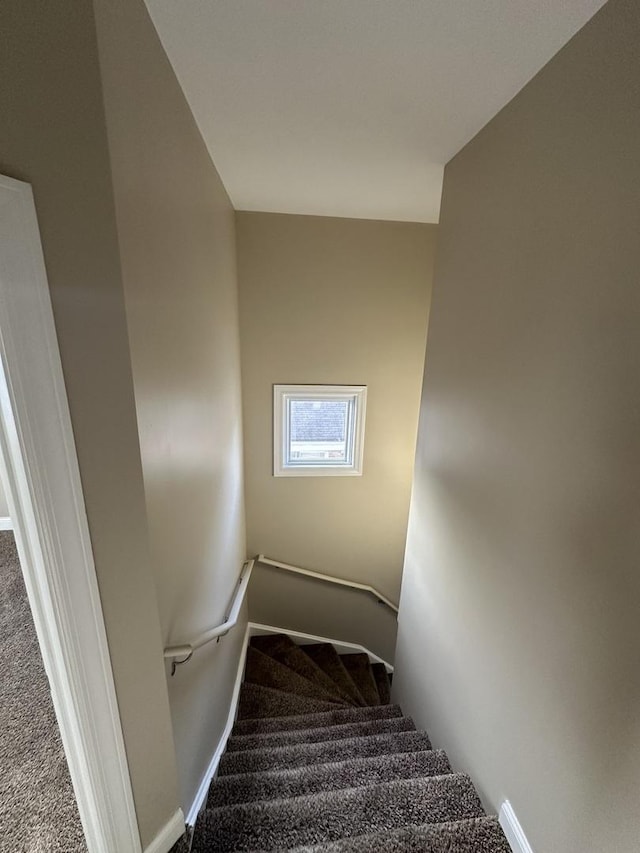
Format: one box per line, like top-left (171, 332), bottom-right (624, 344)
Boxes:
top-left (170, 649), bottom-right (193, 677)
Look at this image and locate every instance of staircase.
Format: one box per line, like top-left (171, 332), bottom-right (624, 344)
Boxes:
top-left (190, 634), bottom-right (510, 852)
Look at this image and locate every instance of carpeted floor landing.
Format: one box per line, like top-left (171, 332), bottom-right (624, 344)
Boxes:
top-left (190, 632), bottom-right (511, 852)
top-left (0, 531), bottom-right (86, 852)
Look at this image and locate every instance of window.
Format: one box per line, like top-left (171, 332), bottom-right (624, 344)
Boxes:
top-left (273, 385), bottom-right (367, 477)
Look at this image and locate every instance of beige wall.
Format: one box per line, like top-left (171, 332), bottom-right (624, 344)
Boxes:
top-left (93, 0), bottom-right (247, 814)
top-left (0, 481), bottom-right (9, 519)
top-left (394, 2), bottom-right (640, 851)
top-left (0, 0), bottom-right (179, 846)
top-left (237, 213), bottom-right (435, 646)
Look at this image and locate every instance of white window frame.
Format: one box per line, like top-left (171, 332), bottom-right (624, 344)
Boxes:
top-left (273, 384), bottom-right (367, 477)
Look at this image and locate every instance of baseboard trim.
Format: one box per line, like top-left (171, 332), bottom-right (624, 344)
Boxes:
top-left (499, 800), bottom-right (534, 853)
top-left (0, 516), bottom-right (12, 530)
top-left (184, 623), bottom-right (251, 828)
top-left (143, 808), bottom-right (185, 853)
top-left (249, 622), bottom-right (394, 673)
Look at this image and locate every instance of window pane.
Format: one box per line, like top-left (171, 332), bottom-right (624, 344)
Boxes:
top-left (289, 399), bottom-right (349, 463)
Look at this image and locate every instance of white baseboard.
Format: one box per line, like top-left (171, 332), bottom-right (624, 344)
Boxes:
top-left (249, 622), bottom-right (394, 673)
top-left (144, 808), bottom-right (185, 853)
top-left (499, 801), bottom-right (534, 853)
top-left (0, 516), bottom-right (13, 530)
top-left (184, 622), bottom-right (251, 828)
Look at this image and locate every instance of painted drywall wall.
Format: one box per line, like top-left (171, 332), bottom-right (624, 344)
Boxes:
top-left (249, 563), bottom-right (399, 662)
top-left (93, 0), bottom-right (247, 813)
top-left (0, 0), bottom-right (179, 846)
top-left (0, 480), bottom-right (9, 519)
top-left (393, 2), bottom-right (640, 851)
top-left (237, 212), bottom-right (435, 645)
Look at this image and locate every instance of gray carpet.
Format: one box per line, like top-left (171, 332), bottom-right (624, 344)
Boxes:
top-left (245, 647), bottom-right (348, 705)
top-left (371, 662), bottom-right (392, 704)
top-left (0, 531), bottom-right (87, 852)
top-left (291, 817), bottom-right (512, 852)
top-left (219, 730), bottom-right (434, 776)
top-left (340, 653), bottom-right (381, 706)
top-left (206, 750), bottom-right (452, 808)
top-left (251, 634), bottom-right (355, 704)
top-left (225, 714), bottom-right (416, 752)
top-left (232, 702), bottom-right (402, 736)
top-left (238, 683), bottom-right (342, 719)
top-left (301, 643), bottom-right (367, 705)
top-left (191, 633), bottom-right (510, 852)
top-left (196, 774), bottom-right (484, 851)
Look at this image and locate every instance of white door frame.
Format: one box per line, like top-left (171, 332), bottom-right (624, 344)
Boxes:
top-left (0, 174), bottom-right (142, 852)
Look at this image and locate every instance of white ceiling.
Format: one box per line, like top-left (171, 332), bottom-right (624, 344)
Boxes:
top-left (145, 0), bottom-right (606, 223)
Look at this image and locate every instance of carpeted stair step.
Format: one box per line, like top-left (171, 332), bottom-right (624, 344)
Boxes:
top-left (250, 633), bottom-right (300, 656)
top-left (244, 647), bottom-right (348, 705)
top-left (340, 654), bottom-right (380, 706)
top-left (300, 644), bottom-right (366, 706)
top-left (218, 729), bottom-right (432, 776)
top-left (371, 663), bottom-right (392, 704)
top-left (193, 773), bottom-right (484, 852)
top-left (237, 684), bottom-right (340, 720)
top-left (226, 715), bottom-right (416, 753)
top-left (250, 634), bottom-right (356, 705)
top-left (289, 816), bottom-right (511, 853)
top-left (207, 749), bottom-right (452, 808)
top-left (232, 703), bottom-right (403, 737)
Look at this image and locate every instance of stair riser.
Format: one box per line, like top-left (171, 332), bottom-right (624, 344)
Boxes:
top-left (238, 684), bottom-right (341, 720)
top-left (207, 749), bottom-right (451, 808)
top-left (196, 774), bottom-right (484, 852)
top-left (340, 653), bottom-right (381, 706)
top-left (226, 716), bottom-right (415, 752)
top-left (289, 816), bottom-right (512, 853)
top-left (233, 703), bottom-right (403, 736)
top-left (219, 731), bottom-right (432, 776)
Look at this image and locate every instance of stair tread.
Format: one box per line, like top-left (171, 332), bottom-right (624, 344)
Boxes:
top-left (219, 729), bottom-right (432, 776)
top-left (301, 644), bottom-right (367, 706)
top-left (250, 633), bottom-right (297, 656)
top-left (245, 646), bottom-right (349, 705)
top-left (207, 749), bottom-right (452, 808)
top-left (340, 654), bottom-right (380, 706)
top-left (237, 683), bottom-right (340, 720)
top-left (194, 773), bottom-right (484, 852)
top-left (251, 634), bottom-right (356, 705)
top-left (226, 716), bottom-right (415, 752)
top-left (371, 662), bottom-right (392, 705)
top-left (288, 816), bottom-right (511, 853)
top-left (232, 703), bottom-right (403, 736)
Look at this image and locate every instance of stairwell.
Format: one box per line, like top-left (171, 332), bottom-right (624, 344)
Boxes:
top-left (189, 634), bottom-right (510, 852)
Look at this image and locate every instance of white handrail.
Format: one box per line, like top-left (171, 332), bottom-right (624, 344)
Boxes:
top-left (164, 559), bottom-right (254, 669)
top-left (256, 555), bottom-right (399, 614)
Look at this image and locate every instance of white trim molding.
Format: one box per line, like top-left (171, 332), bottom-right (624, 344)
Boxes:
top-left (185, 623), bottom-right (252, 827)
top-left (0, 175), bottom-right (141, 852)
top-left (499, 800), bottom-right (535, 853)
top-left (0, 515), bottom-right (12, 530)
top-left (143, 809), bottom-right (186, 853)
